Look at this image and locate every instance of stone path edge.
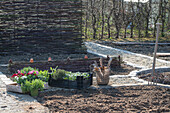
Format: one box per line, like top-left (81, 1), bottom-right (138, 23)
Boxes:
top-left (85, 42), bottom-right (170, 89)
top-left (85, 42), bottom-right (170, 69)
top-left (85, 42), bottom-right (170, 64)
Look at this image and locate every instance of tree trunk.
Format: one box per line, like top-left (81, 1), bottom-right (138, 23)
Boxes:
top-left (130, 22), bottom-right (133, 38)
top-left (92, 15), bottom-right (97, 39)
top-left (153, 22), bottom-right (157, 37)
top-left (101, 0), bottom-right (105, 39)
top-left (124, 27), bottom-right (127, 38)
top-left (85, 1), bottom-right (89, 38)
top-left (161, 19), bottom-right (165, 37)
top-left (145, 17), bottom-right (149, 37)
top-left (107, 20), bottom-right (111, 39)
top-left (116, 27), bottom-right (119, 39)
top-left (138, 29), bottom-right (141, 38)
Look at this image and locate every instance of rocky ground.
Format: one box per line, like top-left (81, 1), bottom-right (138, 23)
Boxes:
top-left (92, 77), bottom-right (143, 86)
top-left (36, 86), bottom-right (170, 113)
top-left (0, 89), bottom-right (49, 113)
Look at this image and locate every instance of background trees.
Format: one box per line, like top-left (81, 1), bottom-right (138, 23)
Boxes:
top-left (82, 0), bottom-right (170, 40)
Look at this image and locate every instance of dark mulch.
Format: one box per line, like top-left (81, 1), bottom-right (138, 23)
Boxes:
top-left (36, 86), bottom-right (170, 113)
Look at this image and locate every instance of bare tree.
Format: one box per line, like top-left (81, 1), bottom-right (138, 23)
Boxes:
top-left (167, 0), bottom-right (170, 31)
top-left (135, 1), bottom-right (145, 38)
top-left (89, 0), bottom-right (97, 39)
top-left (101, 0), bottom-right (105, 39)
top-left (152, 0), bottom-right (161, 37)
top-left (143, 0), bottom-right (152, 37)
top-left (83, 0), bottom-right (89, 38)
top-left (129, 1), bottom-right (136, 38)
top-left (122, 2), bottom-right (132, 38)
top-left (160, 0), bottom-right (168, 37)
top-left (105, 0), bottom-right (114, 39)
top-left (112, 0), bottom-right (123, 38)
top-left (83, 0), bottom-right (169, 40)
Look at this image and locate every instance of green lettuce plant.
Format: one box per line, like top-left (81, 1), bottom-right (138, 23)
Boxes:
top-left (38, 70), bottom-right (49, 82)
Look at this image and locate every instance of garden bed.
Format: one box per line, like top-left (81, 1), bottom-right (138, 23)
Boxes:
top-left (138, 72), bottom-right (170, 85)
top-left (36, 86), bottom-right (170, 112)
top-left (96, 41), bottom-right (170, 61)
top-left (48, 73), bottom-right (93, 89)
top-left (8, 56), bottom-right (121, 73)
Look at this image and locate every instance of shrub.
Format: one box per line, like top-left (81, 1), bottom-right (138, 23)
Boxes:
top-left (21, 80), bottom-right (31, 93)
top-left (31, 79), bottom-right (44, 91)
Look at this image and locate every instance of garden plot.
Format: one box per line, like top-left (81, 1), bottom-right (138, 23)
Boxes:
top-left (36, 86), bottom-right (170, 113)
top-left (98, 41), bottom-right (170, 61)
top-left (139, 72), bottom-right (170, 85)
top-left (134, 67), bottom-right (170, 86)
top-left (0, 41), bottom-right (170, 112)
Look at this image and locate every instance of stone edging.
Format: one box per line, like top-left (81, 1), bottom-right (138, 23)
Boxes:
top-left (0, 73), bottom-right (16, 85)
top-left (112, 42), bottom-right (170, 45)
top-left (129, 67), bottom-right (170, 88)
top-left (85, 42), bottom-right (170, 69)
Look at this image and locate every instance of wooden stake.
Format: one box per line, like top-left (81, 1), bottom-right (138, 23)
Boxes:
top-left (99, 57), bottom-right (103, 68)
top-left (150, 23), bottom-right (162, 85)
top-left (107, 58), bottom-right (113, 67)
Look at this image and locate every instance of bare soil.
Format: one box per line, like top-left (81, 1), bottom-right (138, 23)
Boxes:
top-left (0, 53), bottom-right (97, 77)
top-left (111, 63), bottom-right (137, 75)
top-left (0, 49), bottom-right (136, 77)
top-left (96, 41), bottom-right (170, 61)
top-left (138, 72), bottom-right (170, 85)
top-left (36, 86), bottom-right (170, 113)
top-left (0, 62), bottom-right (136, 79)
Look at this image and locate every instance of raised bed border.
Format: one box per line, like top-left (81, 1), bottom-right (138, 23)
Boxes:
top-left (8, 56), bottom-right (122, 73)
top-left (48, 73), bottom-right (93, 89)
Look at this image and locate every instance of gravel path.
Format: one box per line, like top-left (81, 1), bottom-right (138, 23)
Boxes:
top-left (85, 41), bottom-right (170, 69)
top-left (92, 77), bottom-right (143, 86)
